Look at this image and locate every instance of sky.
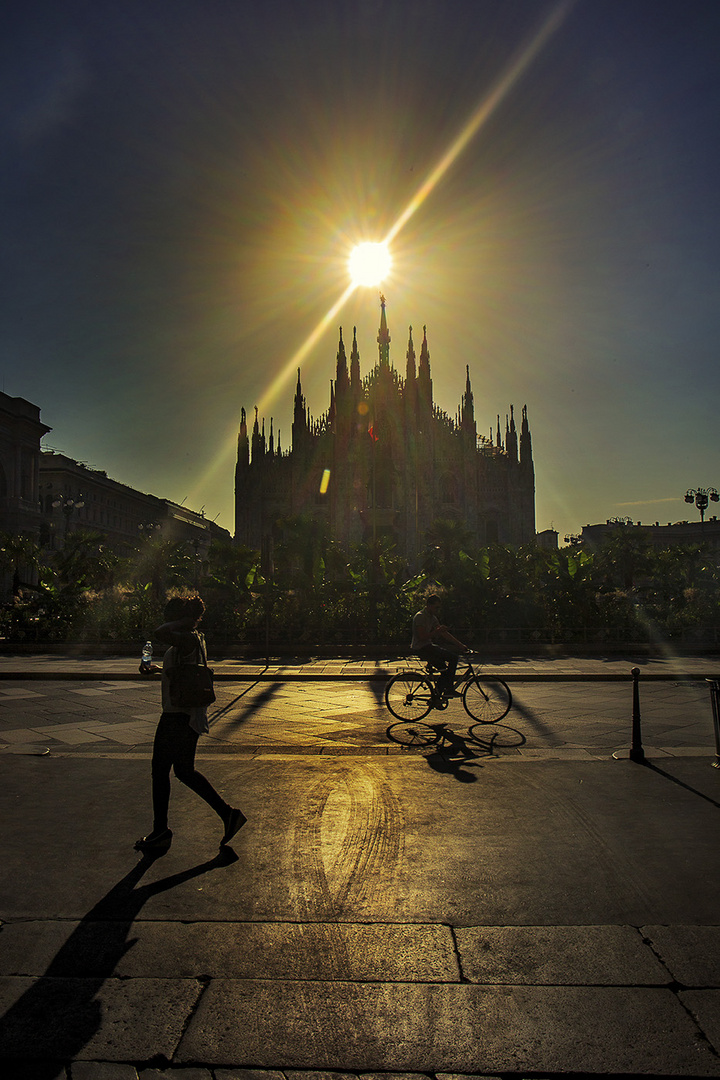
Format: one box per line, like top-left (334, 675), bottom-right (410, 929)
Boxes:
top-left (2, 0), bottom-right (720, 543)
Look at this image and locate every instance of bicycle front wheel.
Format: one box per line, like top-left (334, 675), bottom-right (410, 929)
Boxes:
top-left (385, 672), bottom-right (434, 721)
top-left (462, 676), bottom-right (512, 723)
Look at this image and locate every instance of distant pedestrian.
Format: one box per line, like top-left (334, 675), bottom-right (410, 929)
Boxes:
top-left (134, 595), bottom-right (245, 853)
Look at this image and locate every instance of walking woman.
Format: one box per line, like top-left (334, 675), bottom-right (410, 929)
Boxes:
top-left (134, 595), bottom-right (245, 853)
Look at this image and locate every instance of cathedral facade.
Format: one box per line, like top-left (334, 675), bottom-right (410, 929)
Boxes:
top-left (235, 298), bottom-right (535, 557)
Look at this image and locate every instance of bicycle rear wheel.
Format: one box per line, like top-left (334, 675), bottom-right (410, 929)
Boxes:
top-left (385, 672), bottom-right (434, 721)
top-left (462, 676), bottom-right (512, 723)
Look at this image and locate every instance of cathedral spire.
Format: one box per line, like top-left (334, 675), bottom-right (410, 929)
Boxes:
top-left (520, 404), bottom-right (533, 468)
top-left (404, 325), bottom-right (417, 419)
top-left (377, 293), bottom-right (391, 368)
top-left (237, 406), bottom-right (249, 467)
top-left (251, 406), bottom-right (264, 462)
top-left (405, 325), bottom-right (416, 381)
top-left (336, 327), bottom-right (349, 395)
top-left (507, 404), bottom-right (518, 462)
top-left (293, 369), bottom-right (304, 420)
top-left (292, 369), bottom-right (308, 452)
top-left (461, 364), bottom-right (476, 438)
top-left (350, 325), bottom-right (361, 391)
top-left (417, 324), bottom-right (433, 415)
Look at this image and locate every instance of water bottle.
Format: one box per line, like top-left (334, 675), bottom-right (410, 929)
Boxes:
top-left (141, 641), bottom-right (153, 672)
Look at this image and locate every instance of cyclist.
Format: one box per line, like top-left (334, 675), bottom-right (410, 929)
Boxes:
top-left (411, 594), bottom-right (468, 698)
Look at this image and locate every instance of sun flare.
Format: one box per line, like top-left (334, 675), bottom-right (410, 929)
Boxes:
top-left (348, 241), bottom-right (392, 287)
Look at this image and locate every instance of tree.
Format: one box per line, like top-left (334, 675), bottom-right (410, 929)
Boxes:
top-left (0, 533), bottom-right (42, 596)
top-left (53, 529), bottom-right (121, 592)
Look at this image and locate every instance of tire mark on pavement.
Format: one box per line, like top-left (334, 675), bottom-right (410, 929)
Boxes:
top-left (292, 763), bottom-right (405, 919)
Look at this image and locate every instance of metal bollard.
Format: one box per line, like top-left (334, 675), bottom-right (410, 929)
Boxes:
top-left (630, 666), bottom-right (645, 763)
top-left (705, 679), bottom-right (720, 769)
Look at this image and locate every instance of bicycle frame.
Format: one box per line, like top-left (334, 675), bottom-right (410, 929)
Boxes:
top-left (384, 656), bottom-right (512, 726)
top-left (423, 658), bottom-right (477, 698)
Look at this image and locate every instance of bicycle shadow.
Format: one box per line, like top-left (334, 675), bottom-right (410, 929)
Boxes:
top-left (0, 845), bottom-right (238, 1074)
top-left (468, 720), bottom-right (527, 756)
top-left (424, 724), bottom-right (484, 783)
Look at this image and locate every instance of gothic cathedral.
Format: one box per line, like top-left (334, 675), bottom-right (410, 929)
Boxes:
top-left (235, 297), bottom-right (535, 556)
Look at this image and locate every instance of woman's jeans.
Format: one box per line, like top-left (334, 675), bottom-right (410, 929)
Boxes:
top-left (151, 712), bottom-right (228, 831)
top-left (417, 644), bottom-right (458, 694)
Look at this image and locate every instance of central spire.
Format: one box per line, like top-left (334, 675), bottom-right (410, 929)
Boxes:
top-left (377, 293), bottom-right (391, 368)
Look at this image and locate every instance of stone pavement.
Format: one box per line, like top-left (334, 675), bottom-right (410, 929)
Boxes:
top-left (0, 654), bottom-right (719, 1078)
top-left (0, 652), bottom-right (719, 759)
top-left (0, 651), bottom-right (719, 681)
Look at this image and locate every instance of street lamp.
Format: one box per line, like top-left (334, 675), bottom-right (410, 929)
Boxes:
top-left (685, 487), bottom-right (719, 526)
top-left (138, 522), bottom-right (160, 539)
top-left (52, 493), bottom-right (85, 538)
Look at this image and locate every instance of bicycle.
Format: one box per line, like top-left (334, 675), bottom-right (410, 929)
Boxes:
top-left (384, 655), bottom-right (512, 726)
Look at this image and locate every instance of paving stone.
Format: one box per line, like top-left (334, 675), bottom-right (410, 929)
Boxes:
top-left (454, 925), bottom-right (668, 985)
top-left (436, 1075), bottom-right (502, 1080)
top-left (0, 976), bottom-right (200, 1061)
top-left (0, 727), bottom-right (50, 742)
top-left (0, 921), bottom-right (458, 982)
top-left (73, 1064), bottom-right (140, 1079)
top-left (0, 1062), bottom-right (68, 1079)
top-left (177, 980), bottom-right (718, 1074)
top-left (286, 1073), bottom-right (359, 1080)
top-left (680, 989), bottom-right (720, 1054)
top-left (139, 1070), bottom-right (211, 1080)
top-left (643, 925), bottom-right (720, 986)
top-left (67, 689), bottom-right (115, 698)
top-left (215, 1071), bottom-right (286, 1080)
top-left (360, 1074), bottom-right (431, 1080)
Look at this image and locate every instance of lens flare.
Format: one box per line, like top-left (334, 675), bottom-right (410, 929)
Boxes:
top-left (385, 1), bottom-right (574, 245)
top-left (216, 0), bottom-right (576, 507)
top-left (263, 1), bottom-right (573, 412)
top-left (348, 241), bottom-right (392, 287)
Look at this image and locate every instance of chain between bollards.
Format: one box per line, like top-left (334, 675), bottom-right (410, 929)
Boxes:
top-left (630, 666), bottom-right (645, 763)
top-left (705, 679), bottom-right (720, 769)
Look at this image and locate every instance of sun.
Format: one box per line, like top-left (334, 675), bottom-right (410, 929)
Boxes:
top-left (348, 241), bottom-right (392, 287)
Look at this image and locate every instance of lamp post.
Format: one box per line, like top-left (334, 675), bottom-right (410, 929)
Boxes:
top-left (138, 522), bottom-right (163, 600)
top-left (52, 493), bottom-right (85, 539)
top-left (685, 487), bottom-right (719, 527)
top-left (138, 521), bottom-right (161, 537)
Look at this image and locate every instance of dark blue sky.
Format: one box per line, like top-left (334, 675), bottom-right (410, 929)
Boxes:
top-left (2, 0), bottom-right (720, 539)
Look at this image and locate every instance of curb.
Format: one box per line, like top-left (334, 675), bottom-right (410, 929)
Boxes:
top-left (0, 670), bottom-right (716, 682)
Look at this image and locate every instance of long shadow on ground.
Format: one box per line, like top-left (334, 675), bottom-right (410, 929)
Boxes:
top-left (0, 847), bottom-right (238, 1077)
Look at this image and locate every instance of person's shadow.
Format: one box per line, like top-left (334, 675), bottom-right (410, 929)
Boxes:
top-left (0, 846), bottom-right (238, 1075)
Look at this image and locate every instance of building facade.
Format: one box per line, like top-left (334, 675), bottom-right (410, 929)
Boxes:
top-left (0, 393), bottom-right (51, 538)
top-left (581, 517), bottom-right (720, 551)
top-left (235, 297), bottom-right (536, 556)
top-left (39, 452), bottom-right (229, 553)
